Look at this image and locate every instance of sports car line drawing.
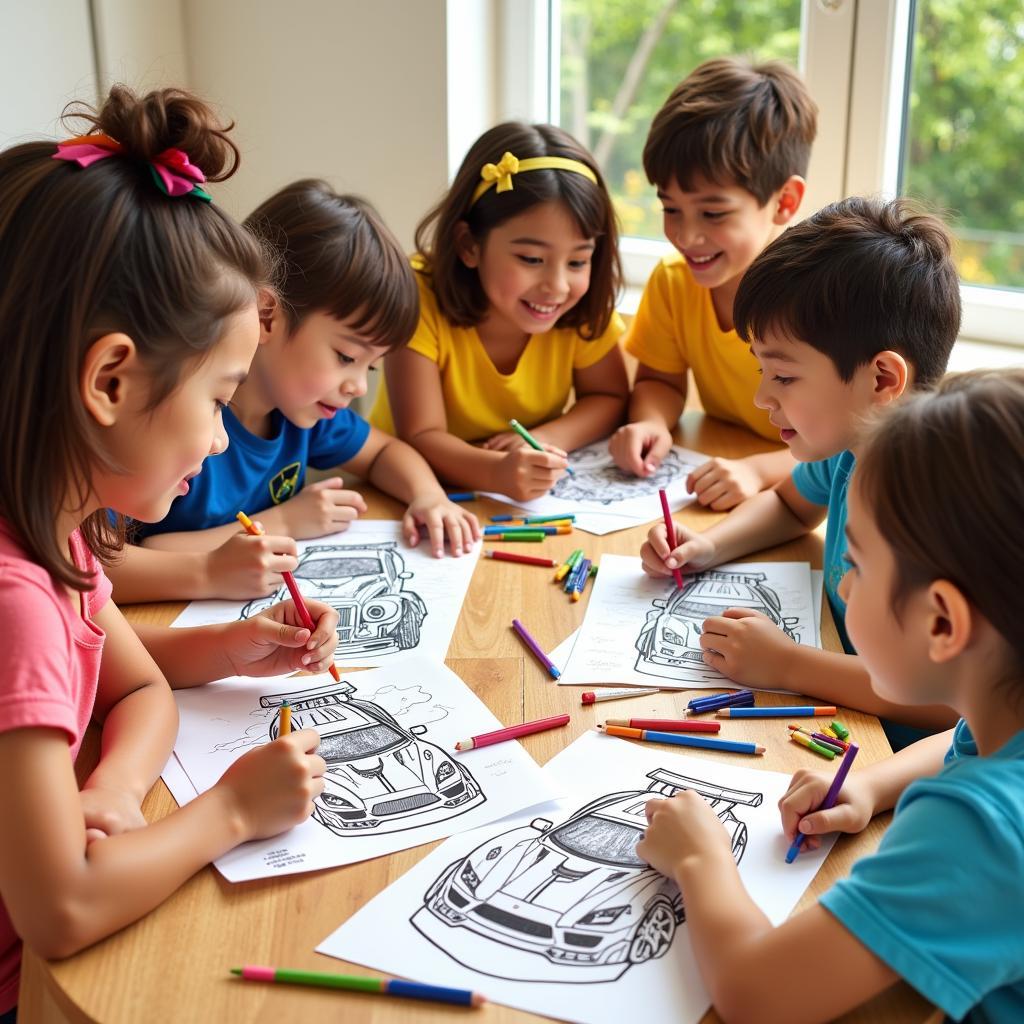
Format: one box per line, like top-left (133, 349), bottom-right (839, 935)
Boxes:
top-left (635, 570), bottom-right (801, 682)
top-left (241, 542), bottom-right (427, 658)
top-left (549, 448), bottom-right (690, 505)
top-left (412, 769), bottom-right (762, 982)
top-left (260, 680), bottom-right (484, 836)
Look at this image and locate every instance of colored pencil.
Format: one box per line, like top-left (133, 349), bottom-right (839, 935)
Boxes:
top-left (564, 554), bottom-right (590, 593)
top-left (485, 531), bottom-right (546, 542)
top-left (829, 720), bottom-right (850, 741)
top-left (658, 488), bottom-right (685, 590)
top-left (570, 558), bottom-right (592, 602)
top-left (445, 492), bottom-right (477, 502)
top-left (511, 618), bottom-right (561, 679)
top-left (581, 687), bottom-right (662, 704)
top-left (687, 688), bottom-right (754, 709)
top-left (554, 548), bottom-right (583, 582)
top-left (455, 713), bottom-right (570, 752)
top-left (576, 559), bottom-right (596, 599)
top-left (786, 743), bottom-right (860, 863)
top-left (491, 513), bottom-right (576, 524)
top-left (483, 525), bottom-right (564, 536)
top-left (790, 731), bottom-right (836, 760)
top-left (687, 689), bottom-right (755, 713)
top-left (598, 724), bottom-right (765, 756)
top-left (490, 514), bottom-right (515, 522)
top-left (484, 550), bottom-right (558, 568)
top-left (277, 701), bottom-right (291, 737)
top-left (230, 966), bottom-right (485, 1007)
top-left (236, 511), bottom-right (341, 683)
top-left (715, 706), bottom-right (838, 719)
top-left (604, 718), bottom-right (721, 733)
top-left (687, 697), bottom-right (755, 716)
top-left (509, 418), bottom-right (575, 475)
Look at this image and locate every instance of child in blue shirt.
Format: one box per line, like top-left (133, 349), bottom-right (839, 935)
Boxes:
top-left (641, 196), bottom-right (961, 733)
top-left (638, 368), bottom-right (1024, 1022)
top-left (109, 181), bottom-right (480, 603)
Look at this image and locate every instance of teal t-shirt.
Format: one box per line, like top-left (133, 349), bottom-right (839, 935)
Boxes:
top-left (821, 720), bottom-right (1024, 1022)
top-left (792, 451), bottom-right (854, 653)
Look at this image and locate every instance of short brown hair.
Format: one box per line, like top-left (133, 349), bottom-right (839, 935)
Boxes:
top-left (856, 368), bottom-right (1024, 673)
top-left (643, 57), bottom-right (817, 204)
top-left (734, 196), bottom-right (961, 387)
top-left (415, 122), bottom-right (621, 339)
top-left (244, 180), bottom-right (418, 350)
top-left (0, 85), bottom-right (270, 591)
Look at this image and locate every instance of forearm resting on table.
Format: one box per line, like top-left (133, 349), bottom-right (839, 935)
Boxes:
top-left (700, 489), bottom-right (810, 565)
top-left (364, 435), bottom-right (446, 504)
top-left (627, 376), bottom-right (684, 428)
top-left (740, 448), bottom-right (798, 490)
top-left (107, 544), bottom-right (212, 603)
top-left (132, 622), bottom-right (237, 688)
top-left (405, 428), bottom-right (506, 491)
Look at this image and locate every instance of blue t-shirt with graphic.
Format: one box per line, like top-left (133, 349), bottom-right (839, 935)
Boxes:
top-left (821, 720), bottom-right (1024, 1022)
top-left (792, 450), bottom-right (854, 654)
top-left (135, 405), bottom-right (370, 539)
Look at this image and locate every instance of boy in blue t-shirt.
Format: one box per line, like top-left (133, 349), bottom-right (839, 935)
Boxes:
top-left (108, 182), bottom-right (480, 603)
top-left (641, 196), bottom-right (961, 733)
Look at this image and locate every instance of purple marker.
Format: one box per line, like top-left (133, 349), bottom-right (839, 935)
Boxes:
top-left (786, 743), bottom-right (860, 863)
top-left (511, 618), bottom-right (560, 680)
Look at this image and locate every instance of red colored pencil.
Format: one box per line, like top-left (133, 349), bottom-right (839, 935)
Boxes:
top-left (484, 550), bottom-right (558, 568)
top-left (658, 488), bottom-right (685, 589)
top-left (236, 511), bottom-right (341, 683)
top-left (603, 717), bottom-right (720, 733)
top-left (455, 714), bottom-right (570, 752)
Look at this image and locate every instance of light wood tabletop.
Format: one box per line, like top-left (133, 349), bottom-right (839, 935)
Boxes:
top-left (18, 414), bottom-right (937, 1024)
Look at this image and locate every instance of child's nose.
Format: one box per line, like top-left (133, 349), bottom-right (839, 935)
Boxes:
top-left (341, 370), bottom-right (368, 399)
top-left (753, 377), bottom-right (774, 410)
top-left (210, 419), bottom-right (229, 455)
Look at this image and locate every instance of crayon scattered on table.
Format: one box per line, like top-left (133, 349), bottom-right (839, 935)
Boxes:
top-left (687, 689), bottom-right (755, 714)
top-left (605, 718), bottom-right (721, 734)
top-left (455, 714), bottom-right (570, 752)
top-left (554, 548), bottom-right (583, 581)
top-left (511, 618), bottom-right (561, 679)
top-left (829, 720), bottom-right (850, 741)
top-left (486, 531), bottom-right (546, 542)
top-left (582, 686), bottom-right (662, 704)
top-left (277, 701), bottom-right (291, 737)
top-left (483, 525), bottom-right (562, 536)
top-left (687, 689), bottom-right (754, 708)
top-left (230, 966), bottom-right (485, 1008)
top-left (564, 554), bottom-right (590, 594)
top-left (514, 515), bottom-right (576, 525)
top-left (509, 418), bottom-right (575, 476)
top-left (598, 724), bottom-right (765, 756)
top-left (786, 743), bottom-right (859, 862)
top-left (786, 724), bottom-right (845, 755)
top-left (445, 492), bottom-right (477, 502)
top-left (570, 558), bottom-right (592, 602)
top-left (658, 488), bottom-right (685, 589)
top-left (715, 706), bottom-right (838, 719)
top-left (490, 514), bottom-right (515, 522)
top-left (790, 730), bottom-right (836, 760)
top-left (484, 550), bottom-right (558, 568)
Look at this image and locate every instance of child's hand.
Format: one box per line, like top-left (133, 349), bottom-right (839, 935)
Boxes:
top-left (636, 789), bottom-right (735, 878)
top-left (480, 431), bottom-right (528, 452)
top-left (687, 456), bottom-right (762, 511)
top-left (280, 478), bottom-right (368, 539)
top-left (640, 521), bottom-right (716, 577)
top-left (698, 608), bottom-right (796, 686)
top-left (221, 600), bottom-right (339, 678)
top-left (779, 767), bottom-right (875, 851)
top-left (493, 446), bottom-right (569, 502)
top-left (79, 786), bottom-right (148, 844)
top-left (403, 494), bottom-right (481, 558)
top-left (609, 420), bottom-right (673, 477)
top-left (216, 729), bottom-right (326, 841)
top-left (205, 529), bottom-right (299, 599)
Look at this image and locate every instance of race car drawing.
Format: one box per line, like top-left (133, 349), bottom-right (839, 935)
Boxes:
top-left (635, 569), bottom-right (801, 682)
top-left (412, 769), bottom-right (762, 982)
top-left (240, 542), bottom-right (427, 658)
top-left (260, 680), bottom-right (483, 836)
top-left (549, 447), bottom-right (689, 505)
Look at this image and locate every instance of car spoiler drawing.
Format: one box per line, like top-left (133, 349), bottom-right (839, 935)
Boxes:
top-left (259, 679), bottom-right (357, 709)
top-left (645, 769), bottom-right (763, 807)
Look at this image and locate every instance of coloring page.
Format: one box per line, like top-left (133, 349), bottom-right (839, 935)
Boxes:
top-left (482, 439), bottom-right (709, 535)
top-left (161, 655), bottom-right (559, 881)
top-left (318, 732), bottom-right (834, 1024)
top-left (171, 520), bottom-right (480, 669)
top-left (558, 556), bottom-right (818, 690)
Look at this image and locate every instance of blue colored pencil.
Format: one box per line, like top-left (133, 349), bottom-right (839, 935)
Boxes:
top-left (569, 558), bottom-right (592, 601)
top-left (490, 514), bottom-right (515, 522)
top-left (446, 492), bottom-right (477, 502)
top-left (688, 688), bottom-right (754, 710)
top-left (716, 706), bottom-right (838, 719)
top-left (786, 743), bottom-right (860, 862)
top-left (602, 726), bottom-right (765, 756)
top-left (564, 555), bottom-right (589, 593)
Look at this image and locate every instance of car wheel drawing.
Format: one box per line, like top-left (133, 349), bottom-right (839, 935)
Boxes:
top-left (635, 569), bottom-right (801, 680)
top-left (411, 769), bottom-right (762, 983)
top-left (260, 681), bottom-right (484, 836)
top-left (240, 541), bottom-right (427, 658)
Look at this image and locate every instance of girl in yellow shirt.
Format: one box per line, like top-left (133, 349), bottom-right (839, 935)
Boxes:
top-left (371, 122), bottom-right (628, 502)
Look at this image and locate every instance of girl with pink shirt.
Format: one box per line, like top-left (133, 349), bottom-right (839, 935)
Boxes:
top-left (0, 86), bottom-right (338, 1018)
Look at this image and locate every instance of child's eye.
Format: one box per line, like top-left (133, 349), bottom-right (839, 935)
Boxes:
top-left (773, 375), bottom-right (796, 386)
top-left (703, 211), bottom-right (728, 221)
top-left (337, 351), bottom-right (355, 365)
top-left (516, 255), bottom-right (543, 266)
top-left (569, 259), bottom-right (591, 270)
top-left (660, 207), bottom-right (679, 217)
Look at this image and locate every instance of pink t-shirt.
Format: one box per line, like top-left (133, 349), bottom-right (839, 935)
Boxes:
top-left (0, 521), bottom-right (112, 1014)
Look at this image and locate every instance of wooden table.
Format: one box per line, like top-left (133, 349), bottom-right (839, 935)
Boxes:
top-left (19, 414), bottom-right (936, 1024)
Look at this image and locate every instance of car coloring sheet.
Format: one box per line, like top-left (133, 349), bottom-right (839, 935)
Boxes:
top-left (558, 555), bottom-right (818, 690)
top-left (318, 731), bottom-right (834, 1024)
top-left (481, 438), bottom-right (709, 535)
top-left (170, 519), bottom-right (480, 669)
top-left (160, 655), bottom-right (559, 882)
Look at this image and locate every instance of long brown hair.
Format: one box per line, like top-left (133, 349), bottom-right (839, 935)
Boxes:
top-left (0, 85), bottom-right (271, 591)
top-left (415, 122), bottom-right (622, 339)
top-left (856, 368), bottom-right (1024, 672)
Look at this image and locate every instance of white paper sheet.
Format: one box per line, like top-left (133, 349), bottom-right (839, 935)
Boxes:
top-left (171, 520), bottom-right (480, 669)
top-left (482, 438), bottom-right (710, 535)
top-left (558, 556), bottom-right (818, 689)
top-left (161, 655), bottom-right (559, 882)
top-left (318, 731), bottom-right (834, 1024)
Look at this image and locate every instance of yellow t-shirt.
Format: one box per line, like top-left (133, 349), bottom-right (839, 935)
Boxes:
top-left (371, 270), bottom-right (625, 442)
top-left (625, 253), bottom-right (776, 441)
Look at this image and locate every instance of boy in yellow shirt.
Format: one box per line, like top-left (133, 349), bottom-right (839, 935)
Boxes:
top-left (610, 57), bottom-right (818, 510)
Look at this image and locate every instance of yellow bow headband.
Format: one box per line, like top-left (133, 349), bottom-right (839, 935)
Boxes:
top-left (470, 151), bottom-right (599, 206)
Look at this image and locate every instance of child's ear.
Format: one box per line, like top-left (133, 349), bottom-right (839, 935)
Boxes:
top-left (454, 220), bottom-right (481, 269)
top-left (772, 176), bottom-right (806, 225)
top-left (869, 351), bottom-right (910, 405)
top-left (80, 333), bottom-right (139, 426)
top-left (257, 290), bottom-right (281, 344)
top-left (925, 579), bottom-right (972, 664)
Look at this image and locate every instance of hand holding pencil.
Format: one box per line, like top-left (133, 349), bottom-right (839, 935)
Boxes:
top-left (640, 515), bottom-right (716, 580)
